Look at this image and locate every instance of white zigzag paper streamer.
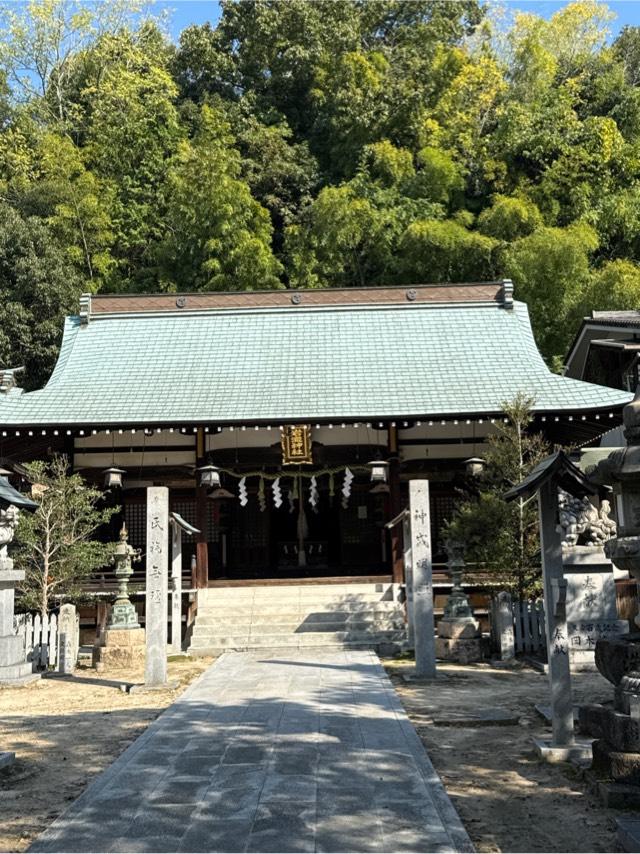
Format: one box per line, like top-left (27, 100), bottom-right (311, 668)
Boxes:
top-left (342, 467), bottom-right (354, 508)
top-left (308, 476), bottom-right (319, 510)
top-left (272, 477), bottom-right (283, 508)
top-left (238, 477), bottom-right (248, 507)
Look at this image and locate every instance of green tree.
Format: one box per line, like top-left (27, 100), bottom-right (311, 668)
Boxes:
top-left (503, 222), bottom-right (598, 362)
top-left (15, 456), bottom-right (117, 618)
top-left (158, 105), bottom-right (282, 291)
top-left (587, 258), bottom-right (640, 311)
top-left (18, 132), bottom-right (114, 285)
top-left (477, 195), bottom-right (542, 241)
top-left (399, 218), bottom-right (497, 283)
top-left (444, 394), bottom-right (550, 599)
top-left (0, 0), bottom-right (147, 128)
top-left (0, 203), bottom-right (82, 389)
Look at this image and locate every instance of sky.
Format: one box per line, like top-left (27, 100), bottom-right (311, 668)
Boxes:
top-left (155, 0), bottom-right (640, 42)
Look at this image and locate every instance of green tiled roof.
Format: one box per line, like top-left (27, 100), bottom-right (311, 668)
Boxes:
top-left (0, 299), bottom-right (631, 426)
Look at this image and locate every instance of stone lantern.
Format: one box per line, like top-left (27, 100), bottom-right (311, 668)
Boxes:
top-left (107, 523), bottom-right (141, 630)
top-left (579, 387), bottom-right (640, 803)
top-left (435, 541), bottom-right (481, 663)
top-left (93, 523), bottom-right (146, 671)
top-left (0, 477), bottom-right (38, 686)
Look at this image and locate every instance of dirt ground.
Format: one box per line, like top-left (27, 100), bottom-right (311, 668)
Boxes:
top-left (385, 658), bottom-right (621, 853)
top-left (0, 657), bottom-right (213, 853)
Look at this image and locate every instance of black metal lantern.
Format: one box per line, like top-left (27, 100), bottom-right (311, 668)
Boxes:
top-left (464, 457), bottom-right (486, 477)
top-left (103, 467), bottom-right (126, 488)
top-left (197, 463), bottom-right (221, 489)
top-left (368, 460), bottom-right (389, 483)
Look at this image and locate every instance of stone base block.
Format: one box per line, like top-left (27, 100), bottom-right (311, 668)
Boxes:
top-left (584, 769), bottom-right (640, 809)
top-left (579, 703), bottom-right (640, 753)
top-left (99, 628), bottom-right (145, 648)
top-left (128, 680), bottom-right (180, 694)
top-left (0, 635), bottom-right (26, 667)
top-left (0, 671), bottom-right (40, 687)
top-left (436, 619), bottom-right (480, 640)
top-left (435, 636), bottom-right (482, 664)
top-left (593, 738), bottom-right (640, 785)
top-left (0, 657), bottom-right (38, 687)
top-left (569, 650), bottom-right (598, 673)
top-left (533, 736), bottom-right (594, 764)
top-left (93, 628), bottom-right (145, 671)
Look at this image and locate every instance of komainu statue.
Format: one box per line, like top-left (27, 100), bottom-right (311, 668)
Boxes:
top-left (558, 489), bottom-right (616, 547)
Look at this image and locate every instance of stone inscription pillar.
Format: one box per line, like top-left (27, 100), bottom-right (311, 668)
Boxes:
top-left (409, 480), bottom-right (436, 679)
top-left (539, 479), bottom-right (574, 747)
top-left (145, 486), bottom-right (169, 686)
top-left (57, 603), bottom-right (78, 675)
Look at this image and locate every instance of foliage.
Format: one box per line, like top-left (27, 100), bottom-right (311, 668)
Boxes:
top-left (0, 0), bottom-right (640, 372)
top-left (0, 202), bottom-right (82, 389)
top-left (444, 395), bottom-right (550, 599)
top-left (157, 105), bottom-right (282, 291)
top-left (14, 456), bottom-right (117, 618)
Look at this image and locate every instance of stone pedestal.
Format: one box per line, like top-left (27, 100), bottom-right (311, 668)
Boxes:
top-left (435, 619), bottom-right (482, 664)
top-left (563, 547), bottom-right (628, 671)
top-left (0, 566), bottom-right (38, 686)
top-left (579, 635), bottom-right (640, 804)
top-left (435, 541), bottom-right (482, 665)
top-left (93, 627), bottom-right (146, 672)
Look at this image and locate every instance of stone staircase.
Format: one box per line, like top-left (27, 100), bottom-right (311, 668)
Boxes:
top-left (187, 581), bottom-right (407, 655)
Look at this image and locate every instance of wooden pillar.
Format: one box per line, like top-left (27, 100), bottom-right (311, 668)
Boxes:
top-left (388, 424), bottom-right (403, 583)
top-left (195, 427), bottom-right (209, 588)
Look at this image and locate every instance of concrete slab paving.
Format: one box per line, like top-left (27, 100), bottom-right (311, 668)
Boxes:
top-left (30, 650), bottom-right (473, 853)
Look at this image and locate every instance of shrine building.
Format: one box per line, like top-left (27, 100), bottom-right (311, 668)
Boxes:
top-left (0, 281), bottom-right (632, 649)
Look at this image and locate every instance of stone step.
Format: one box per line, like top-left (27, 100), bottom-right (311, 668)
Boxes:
top-left (198, 583), bottom-right (395, 597)
top-left (189, 629), bottom-right (406, 646)
top-left (191, 618), bottom-right (405, 633)
top-left (193, 606), bottom-right (404, 620)
top-left (196, 601), bottom-right (403, 614)
top-left (191, 626), bottom-right (405, 644)
top-left (189, 641), bottom-right (378, 656)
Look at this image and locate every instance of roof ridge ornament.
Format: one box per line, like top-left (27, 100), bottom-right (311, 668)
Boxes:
top-left (0, 366), bottom-right (24, 396)
top-left (79, 293), bottom-right (91, 324)
top-left (501, 278), bottom-right (514, 310)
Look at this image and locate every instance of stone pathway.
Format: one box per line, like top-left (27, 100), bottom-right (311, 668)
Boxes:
top-left (31, 650), bottom-right (473, 853)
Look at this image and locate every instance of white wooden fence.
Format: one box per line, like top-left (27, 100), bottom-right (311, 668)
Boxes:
top-left (14, 612), bottom-right (58, 669)
top-left (490, 593), bottom-right (546, 658)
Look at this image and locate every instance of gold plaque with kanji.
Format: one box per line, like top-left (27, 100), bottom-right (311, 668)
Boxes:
top-left (281, 425), bottom-right (313, 465)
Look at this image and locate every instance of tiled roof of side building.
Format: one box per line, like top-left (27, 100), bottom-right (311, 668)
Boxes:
top-left (589, 311), bottom-right (640, 325)
top-left (0, 283), bottom-right (631, 427)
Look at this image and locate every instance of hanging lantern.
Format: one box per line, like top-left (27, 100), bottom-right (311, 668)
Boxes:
top-left (368, 460), bottom-right (389, 483)
top-left (196, 463), bottom-right (221, 488)
top-left (103, 467), bottom-right (126, 488)
top-left (464, 457), bottom-right (486, 477)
